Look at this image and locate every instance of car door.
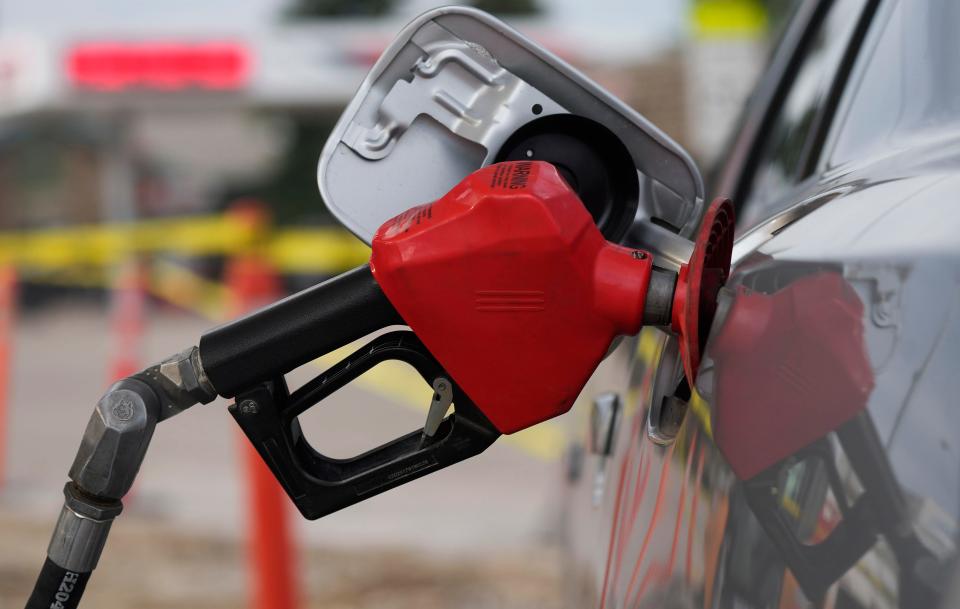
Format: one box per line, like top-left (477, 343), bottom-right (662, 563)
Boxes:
top-left (704, 2), bottom-right (960, 609)
top-left (557, 1), bottom-right (887, 608)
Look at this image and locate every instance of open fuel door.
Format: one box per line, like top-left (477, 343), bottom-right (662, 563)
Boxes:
top-left (318, 6), bottom-right (704, 269)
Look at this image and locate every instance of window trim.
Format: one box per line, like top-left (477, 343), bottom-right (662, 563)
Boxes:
top-left (816, 0), bottom-right (901, 179)
top-left (716, 0), bottom-right (830, 212)
top-left (795, 0), bottom-right (882, 179)
top-left (727, 0), bottom-right (881, 226)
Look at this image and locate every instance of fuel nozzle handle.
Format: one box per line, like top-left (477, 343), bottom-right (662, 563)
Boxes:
top-left (198, 265), bottom-right (402, 397)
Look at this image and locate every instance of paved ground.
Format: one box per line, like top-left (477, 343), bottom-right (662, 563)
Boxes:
top-left (0, 508), bottom-right (563, 609)
top-left (0, 302), bottom-right (567, 607)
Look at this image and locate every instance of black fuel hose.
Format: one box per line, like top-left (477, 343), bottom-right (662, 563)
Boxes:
top-left (199, 264), bottom-right (402, 397)
top-left (25, 558), bottom-right (91, 609)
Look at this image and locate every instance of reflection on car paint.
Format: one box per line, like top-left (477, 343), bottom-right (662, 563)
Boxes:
top-left (561, 250), bottom-right (959, 609)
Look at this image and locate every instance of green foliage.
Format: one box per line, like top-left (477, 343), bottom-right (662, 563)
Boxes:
top-left (472, 0), bottom-right (539, 16)
top-left (286, 0), bottom-right (393, 18)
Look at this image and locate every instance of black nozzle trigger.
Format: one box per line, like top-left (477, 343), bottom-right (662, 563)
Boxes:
top-left (228, 330), bottom-right (500, 520)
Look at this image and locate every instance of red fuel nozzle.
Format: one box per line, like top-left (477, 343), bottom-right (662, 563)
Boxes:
top-left (372, 161), bottom-right (733, 434)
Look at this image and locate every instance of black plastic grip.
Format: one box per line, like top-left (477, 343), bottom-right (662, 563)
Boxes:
top-left (25, 558), bottom-right (91, 609)
top-left (199, 265), bottom-right (402, 397)
top-left (229, 331), bottom-right (501, 520)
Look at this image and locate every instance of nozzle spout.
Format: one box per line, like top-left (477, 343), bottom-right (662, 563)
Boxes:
top-left (642, 267), bottom-right (677, 327)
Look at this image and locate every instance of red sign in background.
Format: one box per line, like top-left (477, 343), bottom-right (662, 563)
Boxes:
top-left (67, 42), bottom-right (249, 91)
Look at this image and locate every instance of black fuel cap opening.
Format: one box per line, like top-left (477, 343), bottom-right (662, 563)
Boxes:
top-left (494, 114), bottom-right (639, 243)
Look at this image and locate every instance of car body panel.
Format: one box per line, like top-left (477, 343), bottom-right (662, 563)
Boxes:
top-left (557, 0), bottom-right (960, 607)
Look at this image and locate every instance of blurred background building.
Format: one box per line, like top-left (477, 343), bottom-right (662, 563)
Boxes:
top-left (0, 1), bottom-right (794, 608)
top-left (0, 0), bottom-right (793, 230)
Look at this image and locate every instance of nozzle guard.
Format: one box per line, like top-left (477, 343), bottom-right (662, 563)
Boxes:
top-left (672, 197), bottom-right (735, 384)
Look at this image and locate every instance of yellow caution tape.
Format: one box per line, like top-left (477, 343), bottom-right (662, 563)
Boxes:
top-left (148, 259), bottom-right (231, 322)
top-left (265, 228), bottom-right (369, 275)
top-left (0, 215), bottom-right (369, 275)
top-left (0, 215), bottom-right (256, 268)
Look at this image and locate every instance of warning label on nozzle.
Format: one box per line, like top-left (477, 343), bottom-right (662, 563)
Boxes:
top-left (490, 161), bottom-right (532, 190)
top-left (380, 203), bottom-right (434, 238)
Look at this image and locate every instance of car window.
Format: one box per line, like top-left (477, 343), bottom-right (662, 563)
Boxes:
top-left (827, 0), bottom-right (960, 168)
top-left (738, 0), bottom-right (868, 231)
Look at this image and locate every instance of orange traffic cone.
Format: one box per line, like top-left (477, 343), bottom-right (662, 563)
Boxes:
top-left (225, 201), bottom-right (299, 609)
top-left (106, 258), bottom-right (146, 384)
top-left (0, 264), bottom-right (16, 491)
